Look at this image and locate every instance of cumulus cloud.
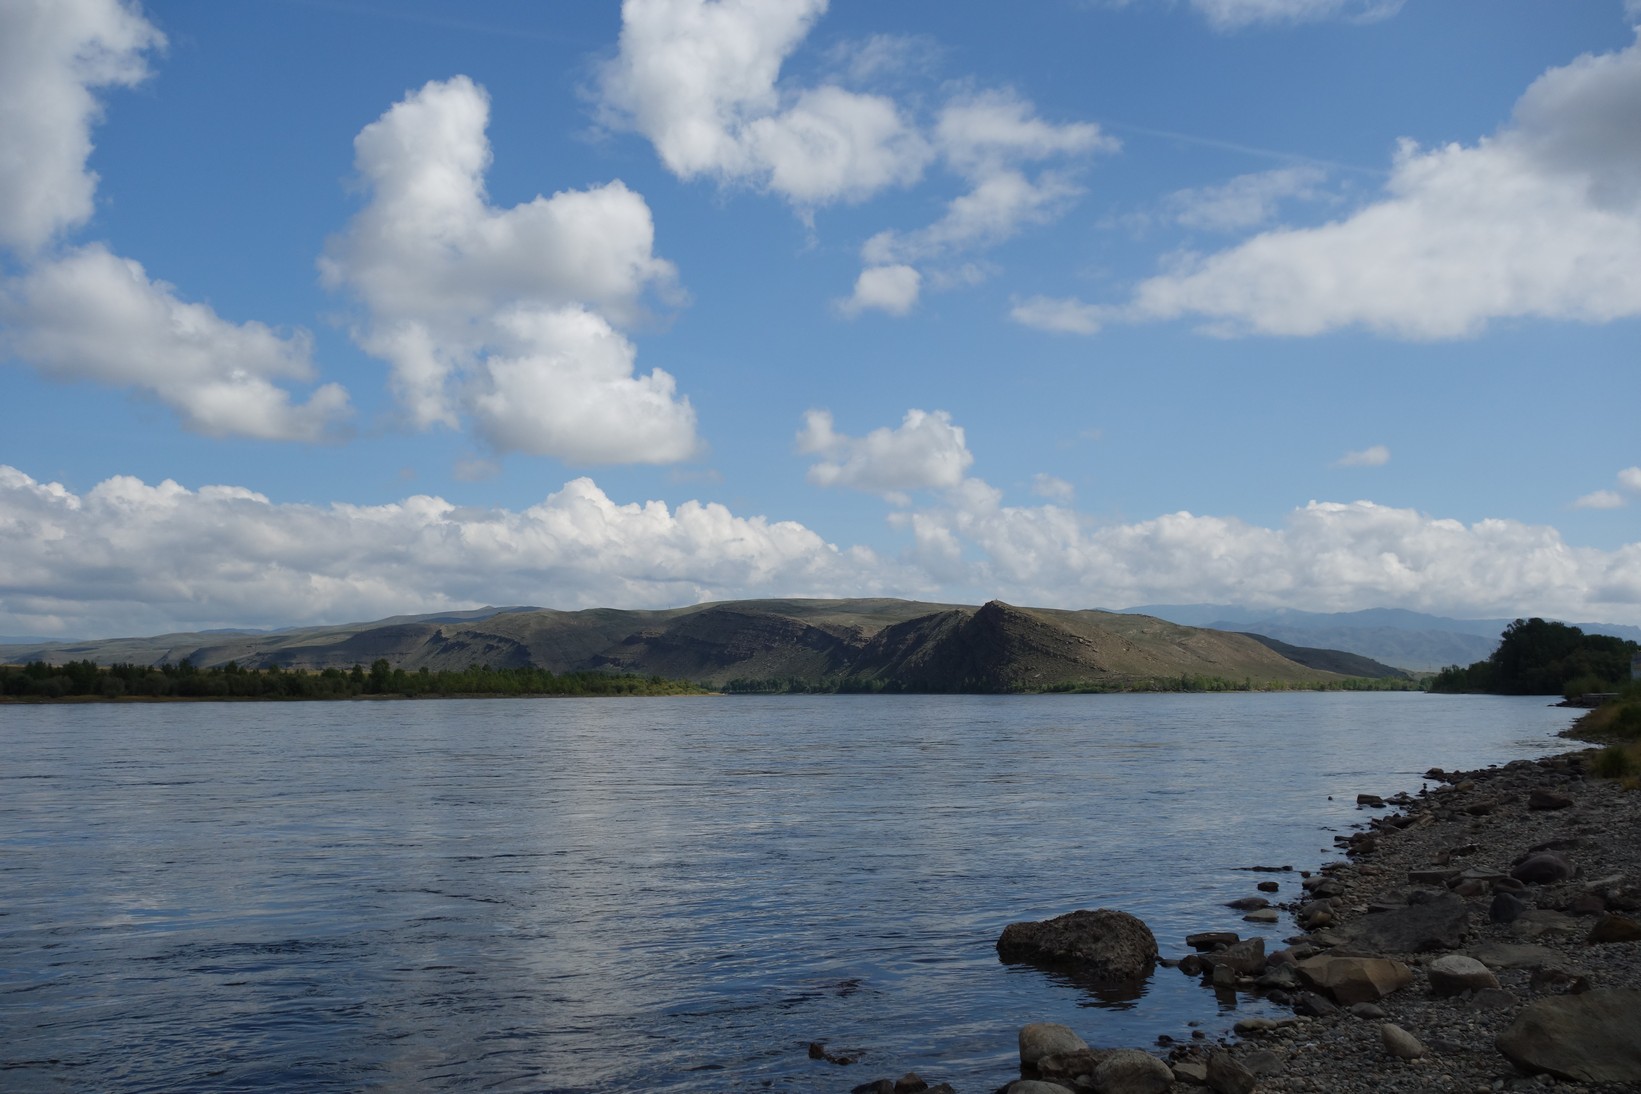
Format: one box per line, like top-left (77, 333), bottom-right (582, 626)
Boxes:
top-left (1166, 165), bottom-right (1329, 232)
top-left (1, 244), bottom-right (350, 440)
top-left (1009, 295), bottom-right (1104, 335)
top-left (1574, 466), bottom-right (1641, 509)
top-left (907, 489), bottom-right (1641, 623)
top-left (838, 264), bottom-right (921, 316)
top-left (1031, 473), bottom-right (1075, 502)
top-left (322, 76), bottom-right (698, 463)
top-left (4, 463), bottom-right (1639, 636)
top-left (598, 0), bottom-right (929, 207)
top-left (1124, 34), bottom-right (1641, 339)
top-left (1575, 490), bottom-right (1625, 510)
top-left (860, 92), bottom-right (1114, 281)
top-left (1334, 445), bottom-right (1390, 468)
top-left (0, 464), bottom-right (897, 638)
top-left (0, 0), bottom-right (163, 255)
top-left (797, 408), bottom-right (973, 499)
top-left (598, 5), bottom-right (1110, 310)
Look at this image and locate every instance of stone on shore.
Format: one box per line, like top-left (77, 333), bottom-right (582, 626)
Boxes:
top-left (998, 909), bottom-right (1158, 984)
top-left (1295, 954), bottom-right (1414, 1004)
top-left (1018, 1023), bottom-right (1087, 1070)
top-left (1510, 851), bottom-right (1573, 885)
top-left (1495, 989), bottom-right (1641, 1082)
top-left (1380, 1022), bottom-right (1425, 1059)
top-left (1007, 1082), bottom-right (1075, 1094)
top-left (1528, 787), bottom-right (1574, 810)
top-left (1587, 912), bottom-right (1641, 943)
top-left (1093, 1049), bottom-right (1173, 1094)
top-left (1205, 1051), bottom-right (1256, 1094)
top-left (1426, 953), bottom-right (1500, 996)
top-left (1340, 891), bottom-right (1468, 951)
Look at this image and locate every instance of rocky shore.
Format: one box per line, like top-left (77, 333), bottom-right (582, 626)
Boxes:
top-left (842, 738), bottom-right (1641, 1094)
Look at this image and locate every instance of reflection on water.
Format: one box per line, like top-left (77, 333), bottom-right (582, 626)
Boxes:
top-left (0, 693), bottom-right (1573, 1091)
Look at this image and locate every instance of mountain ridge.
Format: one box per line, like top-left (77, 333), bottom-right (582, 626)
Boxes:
top-left (0, 599), bottom-right (1408, 693)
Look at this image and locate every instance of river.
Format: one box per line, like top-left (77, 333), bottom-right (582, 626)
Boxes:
top-left (0, 692), bottom-right (1576, 1091)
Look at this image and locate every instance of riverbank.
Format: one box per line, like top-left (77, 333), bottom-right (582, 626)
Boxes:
top-left (850, 718), bottom-right (1641, 1094)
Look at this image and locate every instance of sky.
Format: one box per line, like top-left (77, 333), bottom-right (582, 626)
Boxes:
top-left (1, 0), bottom-right (1639, 640)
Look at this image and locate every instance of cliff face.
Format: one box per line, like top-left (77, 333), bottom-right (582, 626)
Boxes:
top-left (0, 597), bottom-right (1408, 691)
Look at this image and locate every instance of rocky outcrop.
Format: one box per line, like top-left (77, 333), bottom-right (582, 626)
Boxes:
top-left (997, 909), bottom-right (1158, 986)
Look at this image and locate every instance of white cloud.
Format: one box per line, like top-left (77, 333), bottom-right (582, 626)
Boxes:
top-left (0, 464), bottom-right (900, 638)
top-left (910, 489), bottom-right (1641, 623)
top-left (598, 0), bottom-right (929, 206)
top-left (1009, 295), bottom-right (1104, 335)
top-left (1620, 467), bottom-right (1641, 492)
top-left (861, 92), bottom-right (1114, 277)
top-left (838, 264), bottom-right (921, 317)
top-left (0, 0), bottom-right (164, 255)
top-left (321, 76), bottom-right (698, 463)
top-left (1124, 35), bottom-right (1641, 339)
top-left (1031, 474), bottom-right (1075, 502)
top-left (1574, 490), bottom-right (1625, 510)
top-left (1166, 165), bottom-right (1329, 232)
top-left (1, 244), bottom-right (350, 441)
top-left (1191, 0), bottom-right (1404, 30)
top-left (5, 463), bottom-right (1640, 637)
top-left (1334, 444), bottom-right (1390, 468)
top-left (797, 408), bottom-right (973, 498)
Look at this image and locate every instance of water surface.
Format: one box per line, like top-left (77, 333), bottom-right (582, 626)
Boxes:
top-left (0, 693), bottom-right (1575, 1091)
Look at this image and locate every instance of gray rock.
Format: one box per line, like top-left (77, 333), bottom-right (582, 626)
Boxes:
top-left (1093, 1049), bottom-right (1173, 1094)
top-left (1018, 1023), bottom-right (1087, 1070)
top-left (1588, 912), bottom-right (1641, 943)
top-left (1172, 1058), bottom-right (1208, 1084)
top-left (1427, 953), bottom-right (1501, 997)
top-left (1225, 896), bottom-right (1268, 911)
top-left (1296, 954), bottom-right (1414, 1004)
top-left (1511, 852), bottom-right (1573, 885)
top-left (1528, 788), bottom-right (1574, 810)
top-left (1186, 931), bottom-right (1239, 951)
top-left (1242, 908), bottom-right (1279, 924)
top-left (1381, 1022), bottom-right (1425, 1059)
top-left (1490, 892), bottom-right (1528, 923)
top-left (1292, 990), bottom-right (1338, 1017)
top-left (1469, 941), bottom-right (1561, 970)
top-left (1204, 936), bottom-right (1265, 976)
top-left (1007, 1083), bottom-right (1076, 1094)
top-left (1206, 1051), bottom-right (1256, 1094)
top-left (1495, 989), bottom-right (1641, 1082)
top-left (1342, 891), bottom-right (1469, 952)
top-left (998, 909), bottom-right (1158, 984)
top-left (1349, 1002), bottom-right (1387, 1019)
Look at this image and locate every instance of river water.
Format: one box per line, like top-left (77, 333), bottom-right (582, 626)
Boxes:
top-left (0, 692), bottom-right (1575, 1091)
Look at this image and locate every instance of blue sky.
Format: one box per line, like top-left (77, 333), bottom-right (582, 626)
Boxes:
top-left (2, 0), bottom-right (1639, 639)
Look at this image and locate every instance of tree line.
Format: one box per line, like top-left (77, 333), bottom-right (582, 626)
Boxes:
top-left (0, 658), bottom-right (707, 700)
top-left (1428, 618), bottom-right (1638, 696)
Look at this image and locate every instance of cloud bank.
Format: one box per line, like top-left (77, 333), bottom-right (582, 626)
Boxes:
top-left (4, 464), bottom-right (1637, 638)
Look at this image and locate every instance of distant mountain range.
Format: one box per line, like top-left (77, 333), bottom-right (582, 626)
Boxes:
top-left (0, 600), bottom-right (1407, 693)
top-left (1121, 605), bottom-right (1641, 672)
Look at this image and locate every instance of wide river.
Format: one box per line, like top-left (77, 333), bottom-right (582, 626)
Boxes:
top-left (1, 692), bottom-right (1575, 1091)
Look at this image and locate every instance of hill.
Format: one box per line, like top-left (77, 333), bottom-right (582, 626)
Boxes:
top-left (0, 599), bottom-right (1406, 694)
top-left (1123, 604), bottom-right (1641, 672)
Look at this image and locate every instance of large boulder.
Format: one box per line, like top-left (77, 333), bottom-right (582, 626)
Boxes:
top-left (1495, 989), bottom-right (1641, 1082)
top-left (1092, 1049), bottom-right (1173, 1094)
top-left (998, 909), bottom-right (1158, 984)
top-left (1295, 954), bottom-right (1414, 1005)
top-left (1341, 892), bottom-right (1469, 952)
top-left (1018, 1023), bottom-right (1088, 1071)
top-left (1427, 954), bottom-right (1500, 997)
